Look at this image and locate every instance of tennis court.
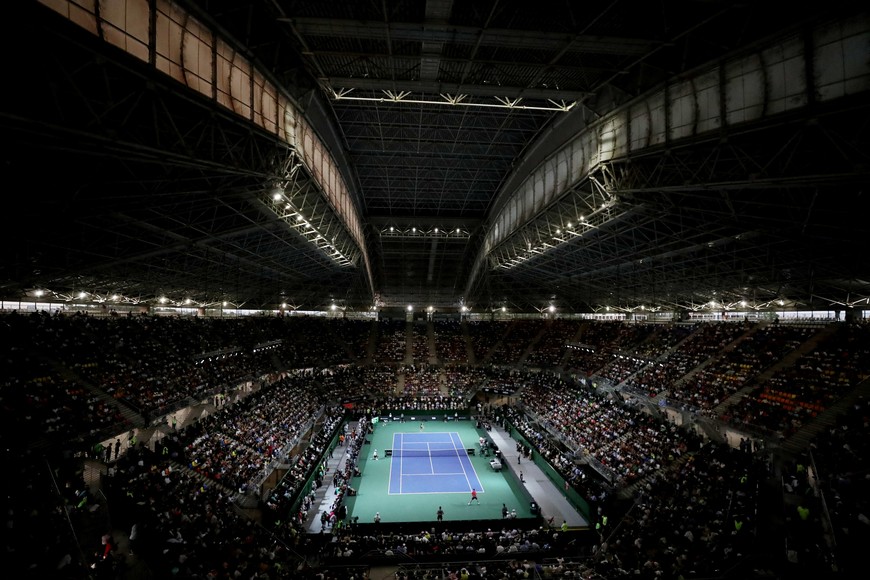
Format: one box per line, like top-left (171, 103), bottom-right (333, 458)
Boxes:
top-left (388, 432), bottom-right (483, 494)
top-left (344, 419), bottom-right (534, 523)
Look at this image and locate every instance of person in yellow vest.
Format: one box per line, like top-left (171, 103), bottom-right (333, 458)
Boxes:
top-left (797, 505), bottom-right (810, 521)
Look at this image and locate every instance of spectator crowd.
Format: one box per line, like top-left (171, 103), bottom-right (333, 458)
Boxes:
top-left (3, 311), bottom-right (868, 579)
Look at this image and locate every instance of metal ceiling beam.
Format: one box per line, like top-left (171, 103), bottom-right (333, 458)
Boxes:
top-left (305, 49), bottom-right (615, 78)
top-left (420, 0), bottom-right (454, 81)
top-left (322, 77), bottom-right (589, 102)
top-left (282, 18), bottom-right (656, 56)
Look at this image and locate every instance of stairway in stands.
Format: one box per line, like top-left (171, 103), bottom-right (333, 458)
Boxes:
top-left (556, 321), bottom-right (587, 370)
top-left (32, 356), bottom-right (144, 453)
top-left (756, 324), bottom-right (837, 385)
top-left (612, 323), bottom-right (702, 391)
top-left (461, 319), bottom-right (476, 364)
top-left (667, 322), bottom-right (762, 394)
top-left (780, 377), bottom-right (870, 455)
top-left (711, 323), bottom-right (839, 419)
top-left (517, 323), bottom-right (550, 367)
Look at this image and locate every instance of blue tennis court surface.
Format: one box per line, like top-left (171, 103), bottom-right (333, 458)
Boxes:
top-left (388, 432), bottom-right (484, 495)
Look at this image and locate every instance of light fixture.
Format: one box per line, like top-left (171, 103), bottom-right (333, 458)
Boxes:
top-left (407, 305), bottom-right (413, 312)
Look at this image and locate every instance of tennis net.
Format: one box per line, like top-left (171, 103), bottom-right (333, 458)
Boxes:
top-left (387, 447), bottom-right (467, 458)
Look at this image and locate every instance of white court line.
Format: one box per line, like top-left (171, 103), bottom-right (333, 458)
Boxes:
top-left (391, 432), bottom-right (403, 494)
top-left (387, 488), bottom-right (475, 495)
top-left (450, 432), bottom-right (475, 491)
top-left (401, 472), bottom-right (468, 476)
top-left (388, 431), bottom-right (484, 494)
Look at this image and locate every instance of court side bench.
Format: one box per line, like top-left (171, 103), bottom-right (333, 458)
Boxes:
top-left (383, 449), bottom-right (476, 457)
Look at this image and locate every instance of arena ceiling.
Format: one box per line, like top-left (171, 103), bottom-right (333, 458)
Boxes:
top-left (1, 0), bottom-right (868, 314)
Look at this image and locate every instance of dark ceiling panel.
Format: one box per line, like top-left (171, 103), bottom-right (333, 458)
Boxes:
top-left (0, 0), bottom-right (867, 313)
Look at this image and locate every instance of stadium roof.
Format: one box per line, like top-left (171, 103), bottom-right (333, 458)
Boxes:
top-left (1, 0), bottom-right (868, 314)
